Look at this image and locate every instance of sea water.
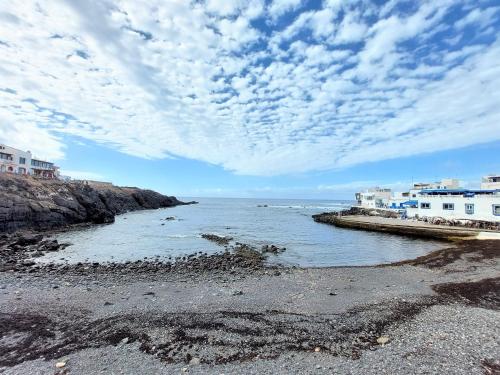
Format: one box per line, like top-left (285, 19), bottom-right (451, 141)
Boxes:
top-left (43, 197), bottom-right (445, 267)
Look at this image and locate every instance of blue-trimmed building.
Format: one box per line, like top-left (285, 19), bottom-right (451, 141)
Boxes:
top-left (406, 187), bottom-right (500, 222)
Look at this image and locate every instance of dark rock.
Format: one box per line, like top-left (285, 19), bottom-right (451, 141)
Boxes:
top-left (201, 233), bottom-right (233, 246)
top-left (0, 174), bottom-right (185, 233)
top-left (261, 244), bottom-right (286, 254)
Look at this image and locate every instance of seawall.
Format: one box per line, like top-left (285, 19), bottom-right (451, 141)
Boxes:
top-left (313, 212), bottom-right (499, 240)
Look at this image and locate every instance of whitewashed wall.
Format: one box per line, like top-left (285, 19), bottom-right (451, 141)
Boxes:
top-left (408, 194), bottom-right (500, 222)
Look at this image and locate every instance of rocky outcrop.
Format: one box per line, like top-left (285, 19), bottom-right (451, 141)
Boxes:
top-left (312, 207), bottom-right (399, 224)
top-left (416, 216), bottom-right (499, 231)
top-left (0, 174), bottom-right (187, 233)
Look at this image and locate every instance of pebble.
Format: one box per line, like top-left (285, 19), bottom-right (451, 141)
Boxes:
top-left (55, 361), bottom-right (66, 368)
top-left (377, 336), bottom-right (390, 345)
top-left (189, 357), bottom-right (201, 365)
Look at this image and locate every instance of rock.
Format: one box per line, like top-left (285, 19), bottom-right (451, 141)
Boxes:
top-left (201, 233), bottom-right (233, 245)
top-left (376, 336), bottom-right (390, 345)
top-left (189, 357), bottom-right (201, 365)
top-left (231, 290), bottom-right (244, 296)
top-left (55, 361), bottom-right (66, 368)
top-left (0, 174), bottom-right (185, 233)
top-left (314, 347), bottom-right (321, 352)
top-left (165, 216), bottom-right (176, 221)
top-left (15, 234), bottom-right (43, 246)
top-left (121, 337), bottom-right (129, 344)
top-left (261, 244), bottom-right (286, 254)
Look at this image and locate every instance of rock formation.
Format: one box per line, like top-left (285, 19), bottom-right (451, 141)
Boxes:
top-left (0, 174), bottom-right (187, 232)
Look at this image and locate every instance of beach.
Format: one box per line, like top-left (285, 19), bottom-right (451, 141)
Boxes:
top-left (1, 235), bottom-right (498, 374)
top-left (0, 175), bottom-right (498, 374)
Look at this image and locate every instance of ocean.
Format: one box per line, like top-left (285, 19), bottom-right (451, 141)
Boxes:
top-left (43, 197), bottom-right (446, 267)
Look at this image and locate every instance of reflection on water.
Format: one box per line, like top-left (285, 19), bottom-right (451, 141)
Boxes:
top-left (43, 198), bottom-right (446, 267)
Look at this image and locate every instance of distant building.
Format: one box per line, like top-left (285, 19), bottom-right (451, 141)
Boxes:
top-left (355, 187), bottom-right (392, 208)
top-left (407, 188), bottom-right (499, 222)
top-left (409, 179), bottom-right (460, 199)
top-left (0, 144), bottom-right (59, 179)
top-left (481, 175), bottom-right (500, 190)
top-left (354, 176), bottom-right (499, 222)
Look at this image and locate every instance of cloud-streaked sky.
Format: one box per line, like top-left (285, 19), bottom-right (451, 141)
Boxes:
top-left (1, 0), bottom-right (499, 197)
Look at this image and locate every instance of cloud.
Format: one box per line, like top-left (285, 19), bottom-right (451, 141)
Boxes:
top-left (0, 0), bottom-right (499, 176)
top-left (268, 0), bottom-right (302, 20)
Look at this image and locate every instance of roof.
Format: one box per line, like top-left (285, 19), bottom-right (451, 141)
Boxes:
top-left (401, 200), bottom-right (418, 205)
top-left (419, 189), bottom-right (499, 195)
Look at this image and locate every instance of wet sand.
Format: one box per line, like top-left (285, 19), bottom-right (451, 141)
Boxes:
top-left (0, 238), bottom-right (499, 374)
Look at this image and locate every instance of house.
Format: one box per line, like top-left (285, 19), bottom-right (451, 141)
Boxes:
top-left (481, 175), bottom-right (500, 190)
top-left (408, 179), bottom-right (460, 199)
top-left (355, 187), bottom-right (392, 208)
top-left (0, 144), bottom-right (59, 179)
top-left (406, 188), bottom-right (500, 222)
top-left (354, 176), bottom-right (499, 222)
top-left (0, 144), bottom-right (32, 175)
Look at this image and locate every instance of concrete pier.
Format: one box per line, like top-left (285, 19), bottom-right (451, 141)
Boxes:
top-left (313, 214), bottom-right (500, 240)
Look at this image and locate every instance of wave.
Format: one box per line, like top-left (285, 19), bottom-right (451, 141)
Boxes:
top-left (266, 204), bottom-right (350, 210)
top-left (165, 234), bottom-right (192, 238)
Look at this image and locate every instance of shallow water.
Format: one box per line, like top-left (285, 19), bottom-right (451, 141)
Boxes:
top-left (44, 198), bottom-right (446, 267)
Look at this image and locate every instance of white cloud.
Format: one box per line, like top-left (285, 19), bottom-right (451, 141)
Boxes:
top-left (0, 0), bottom-right (499, 177)
top-left (454, 6), bottom-right (500, 30)
top-left (268, 0), bottom-right (302, 20)
top-left (334, 13), bottom-right (367, 43)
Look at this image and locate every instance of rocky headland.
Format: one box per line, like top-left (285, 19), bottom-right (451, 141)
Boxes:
top-left (0, 174), bottom-right (189, 233)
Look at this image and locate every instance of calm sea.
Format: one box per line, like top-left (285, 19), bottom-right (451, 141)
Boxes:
top-left (43, 197), bottom-right (445, 267)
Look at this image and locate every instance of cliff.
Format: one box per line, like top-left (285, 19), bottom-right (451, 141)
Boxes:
top-left (0, 174), bottom-right (187, 233)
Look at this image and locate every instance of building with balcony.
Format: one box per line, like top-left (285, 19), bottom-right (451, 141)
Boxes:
top-left (481, 175), bottom-right (500, 190)
top-left (0, 144), bottom-right (59, 179)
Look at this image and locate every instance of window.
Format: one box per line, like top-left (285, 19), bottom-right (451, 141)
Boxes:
top-left (465, 203), bottom-right (474, 215)
top-left (0, 152), bottom-right (12, 161)
top-left (493, 205), bottom-right (500, 216)
top-left (420, 202), bottom-right (431, 209)
top-left (443, 203), bottom-right (454, 210)
top-left (19, 157), bottom-right (26, 164)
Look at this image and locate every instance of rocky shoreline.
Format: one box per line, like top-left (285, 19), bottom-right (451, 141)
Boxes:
top-left (0, 231), bottom-right (272, 279)
top-left (0, 174), bottom-right (192, 233)
top-left (0, 223), bottom-right (498, 374)
top-left (0, 193), bottom-right (498, 374)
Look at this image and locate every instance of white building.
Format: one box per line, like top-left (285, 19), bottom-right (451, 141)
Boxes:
top-left (0, 144), bottom-right (59, 179)
top-left (355, 187), bottom-right (392, 208)
top-left (0, 144), bottom-right (31, 175)
top-left (407, 189), bottom-right (500, 222)
top-left (354, 177), bottom-right (499, 222)
top-left (408, 179), bottom-right (460, 199)
top-left (481, 175), bottom-right (500, 190)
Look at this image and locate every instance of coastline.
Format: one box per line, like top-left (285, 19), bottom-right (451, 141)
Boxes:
top-left (0, 189), bottom-right (498, 374)
top-left (0, 174), bottom-right (192, 233)
top-left (0, 231), bottom-right (498, 374)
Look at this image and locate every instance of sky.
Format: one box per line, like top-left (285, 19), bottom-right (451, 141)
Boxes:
top-left (0, 0), bottom-right (499, 199)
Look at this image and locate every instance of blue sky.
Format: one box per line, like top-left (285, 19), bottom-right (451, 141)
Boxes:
top-left (0, 0), bottom-right (499, 199)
